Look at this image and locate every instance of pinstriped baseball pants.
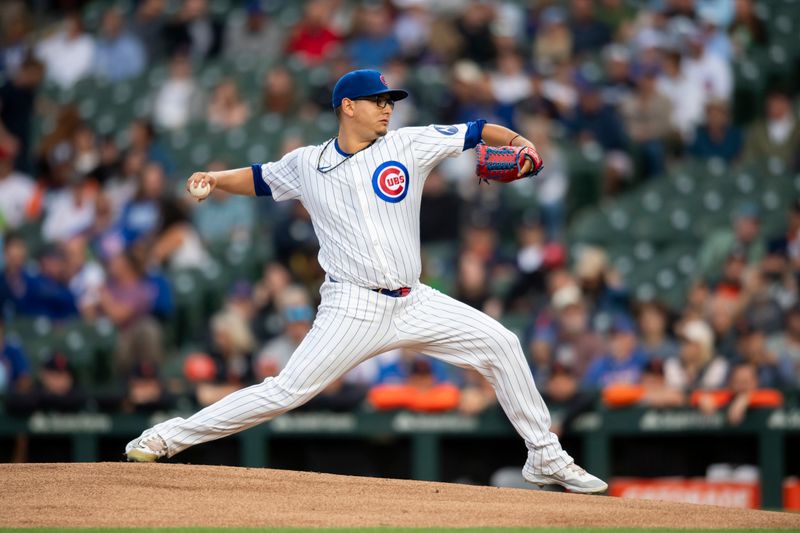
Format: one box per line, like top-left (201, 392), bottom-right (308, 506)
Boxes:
top-left (153, 280), bottom-right (573, 476)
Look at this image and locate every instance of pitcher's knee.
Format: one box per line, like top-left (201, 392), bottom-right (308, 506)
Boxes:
top-left (267, 376), bottom-right (323, 409)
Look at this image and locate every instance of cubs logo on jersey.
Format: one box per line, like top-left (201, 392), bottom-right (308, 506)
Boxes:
top-left (433, 124), bottom-right (458, 136)
top-left (372, 161), bottom-right (409, 203)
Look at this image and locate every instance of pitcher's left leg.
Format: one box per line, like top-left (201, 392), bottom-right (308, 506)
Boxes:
top-left (396, 284), bottom-right (606, 493)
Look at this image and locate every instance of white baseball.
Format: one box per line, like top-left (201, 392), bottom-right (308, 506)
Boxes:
top-left (189, 180), bottom-right (211, 199)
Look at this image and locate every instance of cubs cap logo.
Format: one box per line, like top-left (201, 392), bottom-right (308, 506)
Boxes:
top-left (380, 75), bottom-right (388, 87)
top-left (433, 124), bottom-right (458, 136)
top-left (372, 161), bottom-right (410, 203)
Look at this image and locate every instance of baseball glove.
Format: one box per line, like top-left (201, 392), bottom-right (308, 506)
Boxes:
top-left (475, 144), bottom-right (543, 183)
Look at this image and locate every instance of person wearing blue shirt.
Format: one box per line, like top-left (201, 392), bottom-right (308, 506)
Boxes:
top-left (1, 234), bottom-right (77, 320)
top-left (582, 315), bottom-right (649, 390)
top-left (0, 316), bottom-right (31, 393)
top-left (93, 7), bottom-right (146, 82)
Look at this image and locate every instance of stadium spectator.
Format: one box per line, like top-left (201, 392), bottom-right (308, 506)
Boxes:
top-left (768, 306), bottom-right (800, 381)
top-left (620, 64), bottom-right (672, 179)
top-left (568, 0), bottom-right (611, 57)
top-left (502, 219), bottom-right (548, 312)
top-left (488, 50), bottom-right (531, 107)
top-left (195, 309), bottom-right (256, 407)
top-left (286, 0), bottom-right (341, 65)
top-left (163, 0), bottom-right (222, 61)
top-left (6, 352), bottom-right (86, 415)
top-left (533, 6), bottom-right (572, 74)
top-left (530, 283), bottom-right (604, 384)
top-left (125, 119), bottom-right (174, 176)
top-left (656, 48), bottom-right (704, 144)
top-left (419, 169), bottom-right (461, 245)
top-left (689, 99), bottom-right (743, 163)
top-left (132, 0), bottom-right (168, 62)
top-left (41, 173), bottom-right (97, 243)
top-left (72, 125), bottom-right (101, 180)
top-left (600, 44), bottom-right (634, 107)
top-left (0, 10), bottom-right (32, 79)
top-left (123, 360), bottom-right (175, 413)
top-left (582, 315), bottom-right (648, 390)
top-left (733, 321), bottom-right (796, 388)
top-left (207, 79), bottom-right (250, 130)
top-left (723, 362), bottom-right (760, 425)
top-left (636, 300), bottom-right (679, 360)
top-left (664, 319), bottom-right (728, 391)
top-left (696, 6), bottom-right (734, 62)
top-left (152, 53), bottom-right (202, 131)
top-left (728, 0), bottom-right (767, 57)
top-left (223, 0), bottom-right (284, 63)
top-left (256, 286), bottom-right (314, 379)
top-left (347, 4), bottom-right (400, 69)
top-left (638, 359), bottom-right (685, 408)
top-left (63, 235), bottom-right (105, 314)
top-left (741, 265), bottom-right (786, 334)
top-left (36, 105), bottom-right (82, 188)
top-left (148, 194), bottom-right (213, 271)
top-left (680, 23), bottom-right (733, 102)
top-left (574, 246), bottom-right (629, 316)
top-left (273, 202), bottom-right (320, 283)
top-left (522, 116), bottom-right (568, 239)
top-left (565, 82), bottom-right (628, 152)
top-left (393, 0), bottom-right (432, 60)
top-left (93, 7), bottom-right (147, 83)
top-left (454, 0), bottom-right (497, 66)
top-left (698, 202), bottom-right (766, 280)
top-left (0, 316), bottom-right (31, 393)
top-left (32, 245), bottom-right (79, 321)
top-left (458, 368), bottom-right (497, 415)
top-left (251, 262), bottom-right (293, 343)
top-left (0, 56), bottom-right (43, 173)
top-left (0, 147), bottom-right (34, 230)
top-left (96, 251), bottom-right (163, 376)
top-left (0, 236), bottom-right (78, 320)
top-left (743, 90), bottom-right (800, 170)
top-left (34, 12), bottom-right (95, 90)
top-left (261, 65), bottom-right (300, 117)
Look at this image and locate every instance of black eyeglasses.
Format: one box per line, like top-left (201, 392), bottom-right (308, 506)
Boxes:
top-left (351, 95), bottom-right (395, 109)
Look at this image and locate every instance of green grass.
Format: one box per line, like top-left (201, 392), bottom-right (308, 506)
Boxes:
top-left (0, 527), bottom-right (790, 533)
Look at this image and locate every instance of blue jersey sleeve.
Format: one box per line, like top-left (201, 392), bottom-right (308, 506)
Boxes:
top-left (463, 119), bottom-right (487, 151)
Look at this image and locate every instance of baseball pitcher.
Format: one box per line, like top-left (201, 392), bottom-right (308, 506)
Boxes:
top-left (126, 69), bottom-right (607, 494)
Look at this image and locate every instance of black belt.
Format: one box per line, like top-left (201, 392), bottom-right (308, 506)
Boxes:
top-left (328, 276), bottom-right (411, 298)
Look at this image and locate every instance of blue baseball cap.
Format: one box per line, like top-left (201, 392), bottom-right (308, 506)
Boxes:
top-left (331, 69), bottom-right (409, 109)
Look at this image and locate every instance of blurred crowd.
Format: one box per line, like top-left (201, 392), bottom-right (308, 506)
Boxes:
top-left (0, 0), bottom-right (799, 427)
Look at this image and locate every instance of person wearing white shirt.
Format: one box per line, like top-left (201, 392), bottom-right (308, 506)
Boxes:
top-left (0, 156), bottom-right (34, 230)
top-left (35, 14), bottom-right (95, 90)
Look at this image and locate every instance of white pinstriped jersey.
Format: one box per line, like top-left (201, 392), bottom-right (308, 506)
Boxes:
top-left (254, 124), bottom-right (472, 290)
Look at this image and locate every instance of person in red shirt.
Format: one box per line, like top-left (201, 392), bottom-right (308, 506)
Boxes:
top-left (285, 0), bottom-right (341, 65)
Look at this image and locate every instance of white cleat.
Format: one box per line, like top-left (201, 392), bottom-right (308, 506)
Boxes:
top-left (524, 463), bottom-right (608, 494)
top-left (125, 429), bottom-right (168, 462)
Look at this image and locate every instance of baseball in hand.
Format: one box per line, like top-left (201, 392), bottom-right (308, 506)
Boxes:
top-left (189, 180), bottom-right (211, 199)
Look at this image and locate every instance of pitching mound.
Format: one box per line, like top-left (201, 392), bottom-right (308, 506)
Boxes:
top-left (1, 463), bottom-right (799, 528)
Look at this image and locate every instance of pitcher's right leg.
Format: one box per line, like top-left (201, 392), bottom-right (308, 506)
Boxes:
top-left (126, 282), bottom-right (398, 461)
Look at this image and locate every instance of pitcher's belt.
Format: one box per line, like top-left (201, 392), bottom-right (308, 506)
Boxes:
top-left (327, 275), bottom-right (411, 298)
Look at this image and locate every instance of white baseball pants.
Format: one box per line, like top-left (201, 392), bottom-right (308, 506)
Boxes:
top-left (153, 280), bottom-right (573, 475)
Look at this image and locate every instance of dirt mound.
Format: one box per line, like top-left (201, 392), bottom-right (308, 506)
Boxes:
top-left (1, 463), bottom-right (798, 528)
